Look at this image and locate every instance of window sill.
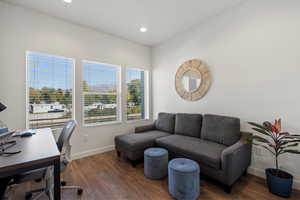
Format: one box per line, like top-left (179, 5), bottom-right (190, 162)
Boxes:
top-left (82, 120), bottom-right (122, 127)
top-left (125, 119), bottom-right (151, 124)
top-left (30, 127), bottom-right (62, 132)
top-left (82, 118), bottom-right (152, 128)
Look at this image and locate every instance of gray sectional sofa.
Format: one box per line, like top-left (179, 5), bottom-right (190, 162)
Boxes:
top-left (114, 112), bottom-right (252, 193)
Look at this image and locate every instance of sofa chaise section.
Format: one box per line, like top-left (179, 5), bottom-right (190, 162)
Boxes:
top-left (114, 113), bottom-right (175, 167)
top-left (115, 130), bottom-right (170, 165)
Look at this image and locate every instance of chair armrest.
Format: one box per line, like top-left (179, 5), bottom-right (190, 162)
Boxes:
top-left (221, 132), bottom-right (252, 185)
top-left (134, 121), bottom-right (156, 133)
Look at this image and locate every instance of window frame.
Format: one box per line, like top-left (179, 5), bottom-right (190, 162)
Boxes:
top-left (124, 66), bottom-right (150, 123)
top-left (81, 60), bottom-right (122, 127)
top-left (25, 51), bottom-right (75, 130)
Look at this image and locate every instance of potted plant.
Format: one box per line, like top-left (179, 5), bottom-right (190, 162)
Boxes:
top-left (248, 119), bottom-right (300, 198)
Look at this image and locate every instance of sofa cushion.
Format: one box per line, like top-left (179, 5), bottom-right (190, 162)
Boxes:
top-left (115, 130), bottom-right (170, 152)
top-left (201, 114), bottom-right (241, 146)
top-left (156, 135), bottom-right (227, 169)
top-left (155, 112), bottom-right (176, 133)
top-left (175, 113), bottom-right (202, 138)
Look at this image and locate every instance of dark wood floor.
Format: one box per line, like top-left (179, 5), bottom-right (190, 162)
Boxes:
top-left (11, 151), bottom-right (300, 200)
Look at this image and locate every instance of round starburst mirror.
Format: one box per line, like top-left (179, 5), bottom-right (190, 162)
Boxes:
top-left (175, 59), bottom-right (211, 101)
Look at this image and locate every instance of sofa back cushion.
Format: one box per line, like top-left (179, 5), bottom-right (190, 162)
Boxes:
top-left (175, 113), bottom-right (202, 138)
top-left (201, 114), bottom-right (240, 146)
top-left (155, 112), bottom-right (176, 133)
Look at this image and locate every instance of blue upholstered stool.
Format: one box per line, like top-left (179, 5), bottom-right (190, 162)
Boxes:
top-left (144, 148), bottom-right (168, 179)
top-left (168, 158), bottom-right (200, 200)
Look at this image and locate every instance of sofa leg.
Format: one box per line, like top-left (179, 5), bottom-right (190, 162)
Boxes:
top-left (224, 184), bottom-right (232, 194)
top-left (131, 160), bottom-right (138, 167)
top-left (244, 168), bottom-right (248, 176)
top-left (116, 151), bottom-right (121, 157)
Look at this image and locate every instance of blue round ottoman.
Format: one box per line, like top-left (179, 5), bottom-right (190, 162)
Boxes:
top-left (144, 148), bottom-right (168, 179)
top-left (168, 158), bottom-right (200, 200)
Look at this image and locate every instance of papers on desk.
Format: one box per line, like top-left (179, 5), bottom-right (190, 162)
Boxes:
top-left (0, 128), bottom-right (9, 134)
top-left (0, 131), bottom-right (15, 140)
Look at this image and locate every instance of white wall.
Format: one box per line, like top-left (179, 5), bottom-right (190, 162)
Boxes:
top-left (152, 0), bottom-right (300, 188)
top-left (2, 0), bottom-right (300, 189)
top-left (0, 2), bottom-right (152, 159)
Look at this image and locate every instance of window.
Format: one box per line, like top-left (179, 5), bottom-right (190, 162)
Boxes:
top-left (27, 52), bottom-right (74, 129)
top-left (126, 68), bottom-right (148, 121)
top-left (82, 61), bottom-right (120, 125)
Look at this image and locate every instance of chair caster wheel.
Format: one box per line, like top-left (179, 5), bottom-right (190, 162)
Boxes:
top-left (77, 188), bottom-right (83, 195)
top-left (25, 193), bottom-right (32, 200)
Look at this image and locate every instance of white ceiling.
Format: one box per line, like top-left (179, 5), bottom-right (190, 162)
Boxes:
top-left (3, 0), bottom-right (243, 46)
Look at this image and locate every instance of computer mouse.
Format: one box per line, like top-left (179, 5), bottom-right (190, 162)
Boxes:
top-left (21, 132), bottom-right (33, 137)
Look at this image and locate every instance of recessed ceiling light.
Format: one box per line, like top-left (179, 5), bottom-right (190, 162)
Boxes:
top-left (63, 0), bottom-right (72, 3)
top-left (140, 27), bottom-right (147, 33)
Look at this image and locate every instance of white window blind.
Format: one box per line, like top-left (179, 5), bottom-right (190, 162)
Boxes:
top-left (27, 52), bottom-right (74, 129)
top-left (126, 68), bottom-right (147, 121)
top-left (82, 61), bottom-right (120, 125)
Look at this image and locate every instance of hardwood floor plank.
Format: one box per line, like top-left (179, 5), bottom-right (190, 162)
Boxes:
top-left (10, 151), bottom-right (300, 200)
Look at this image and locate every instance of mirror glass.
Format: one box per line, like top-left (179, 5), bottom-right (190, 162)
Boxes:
top-left (181, 69), bottom-right (202, 92)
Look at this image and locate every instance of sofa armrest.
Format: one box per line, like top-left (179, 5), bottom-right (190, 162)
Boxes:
top-left (221, 132), bottom-right (252, 185)
top-left (134, 121), bottom-right (156, 133)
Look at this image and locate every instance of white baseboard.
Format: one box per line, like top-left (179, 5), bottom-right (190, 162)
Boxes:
top-left (248, 167), bottom-right (300, 190)
top-left (71, 145), bottom-right (115, 160)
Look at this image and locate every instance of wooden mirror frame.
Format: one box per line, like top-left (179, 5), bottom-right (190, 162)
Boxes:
top-left (175, 59), bottom-right (211, 101)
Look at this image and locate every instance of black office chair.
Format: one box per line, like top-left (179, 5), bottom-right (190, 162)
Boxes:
top-left (12, 120), bottom-right (83, 200)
